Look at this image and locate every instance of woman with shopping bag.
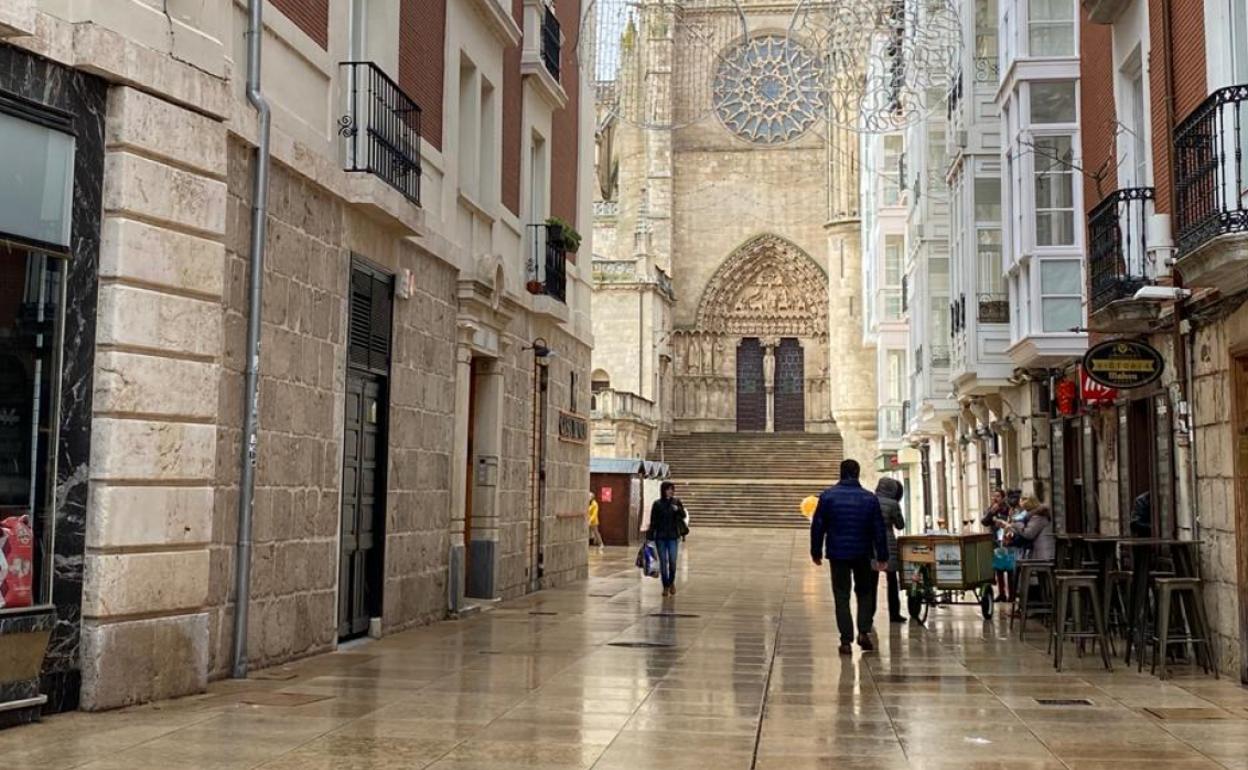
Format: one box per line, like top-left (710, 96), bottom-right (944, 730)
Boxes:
top-left (647, 481), bottom-right (689, 596)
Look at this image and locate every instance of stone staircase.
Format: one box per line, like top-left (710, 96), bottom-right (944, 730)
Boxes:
top-left (652, 432), bottom-right (844, 529)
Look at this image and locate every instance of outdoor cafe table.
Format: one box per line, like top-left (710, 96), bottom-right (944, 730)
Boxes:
top-left (1119, 538), bottom-right (1204, 668)
top-left (1054, 534), bottom-right (1126, 642)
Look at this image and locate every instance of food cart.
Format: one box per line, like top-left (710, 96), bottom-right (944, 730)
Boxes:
top-left (898, 533), bottom-right (996, 622)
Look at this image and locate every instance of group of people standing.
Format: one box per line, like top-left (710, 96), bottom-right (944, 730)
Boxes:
top-left (981, 488), bottom-right (1056, 602)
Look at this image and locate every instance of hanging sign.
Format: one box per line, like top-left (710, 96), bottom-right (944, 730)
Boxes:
top-left (1082, 340), bottom-right (1164, 389)
top-left (1080, 366), bottom-right (1118, 406)
top-left (558, 411), bottom-right (588, 443)
top-left (1055, 379), bottom-right (1077, 415)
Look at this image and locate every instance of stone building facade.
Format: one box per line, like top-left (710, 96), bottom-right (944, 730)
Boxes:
top-left (0, 0), bottom-right (592, 721)
top-left (590, 4), bottom-right (877, 467)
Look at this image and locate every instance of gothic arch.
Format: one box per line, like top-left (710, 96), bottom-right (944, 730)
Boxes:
top-left (696, 234), bottom-right (828, 338)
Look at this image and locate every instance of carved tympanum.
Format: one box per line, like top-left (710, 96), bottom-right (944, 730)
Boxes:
top-left (697, 234), bottom-right (829, 337)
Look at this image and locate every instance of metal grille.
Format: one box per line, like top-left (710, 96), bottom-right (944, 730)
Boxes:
top-left (339, 61), bottom-right (422, 205)
top-left (736, 337), bottom-right (765, 432)
top-left (541, 7), bottom-right (561, 81)
top-left (527, 224), bottom-right (568, 303)
top-left (1175, 84), bottom-right (1248, 255)
top-left (1087, 187), bottom-right (1155, 313)
top-left (774, 338), bottom-right (805, 432)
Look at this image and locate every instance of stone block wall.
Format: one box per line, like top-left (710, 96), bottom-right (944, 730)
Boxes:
top-left (1189, 306), bottom-right (1246, 679)
top-left (381, 245), bottom-right (457, 632)
top-left (81, 86), bottom-right (227, 710)
top-left (209, 139), bottom-right (345, 677)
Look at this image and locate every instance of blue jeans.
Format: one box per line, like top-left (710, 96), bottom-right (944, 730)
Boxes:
top-left (656, 538), bottom-right (680, 587)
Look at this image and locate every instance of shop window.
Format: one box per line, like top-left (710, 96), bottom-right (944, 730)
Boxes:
top-left (0, 109), bottom-right (74, 251)
top-left (1039, 259), bottom-right (1082, 332)
top-left (0, 245), bottom-right (65, 611)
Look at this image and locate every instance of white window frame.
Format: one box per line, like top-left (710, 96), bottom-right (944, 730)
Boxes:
top-left (1026, 0), bottom-right (1077, 58)
top-left (1025, 129), bottom-right (1081, 253)
top-left (1036, 258), bottom-right (1085, 334)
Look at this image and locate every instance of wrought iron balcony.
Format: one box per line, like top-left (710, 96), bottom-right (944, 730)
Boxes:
top-left (541, 7), bottom-right (561, 81)
top-left (973, 56), bottom-right (999, 85)
top-left (1174, 85), bottom-right (1248, 256)
top-left (977, 293), bottom-right (1009, 324)
top-left (527, 223), bottom-right (568, 303)
top-left (339, 61), bottom-right (422, 205)
top-left (1088, 187), bottom-right (1155, 312)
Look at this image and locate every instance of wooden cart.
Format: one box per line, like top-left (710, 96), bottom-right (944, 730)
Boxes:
top-left (898, 533), bottom-right (996, 623)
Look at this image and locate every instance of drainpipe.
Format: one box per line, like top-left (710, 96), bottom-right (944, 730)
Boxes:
top-left (233, 0), bottom-right (272, 679)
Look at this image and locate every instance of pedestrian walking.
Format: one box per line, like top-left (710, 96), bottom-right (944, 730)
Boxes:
top-left (811, 459), bottom-right (889, 654)
top-left (874, 477), bottom-right (907, 624)
top-left (587, 493), bottom-right (604, 552)
top-left (647, 481), bottom-right (689, 597)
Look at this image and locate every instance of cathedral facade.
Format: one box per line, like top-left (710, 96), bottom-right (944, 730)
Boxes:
top-left (589, 2), bottom-right (878, 470)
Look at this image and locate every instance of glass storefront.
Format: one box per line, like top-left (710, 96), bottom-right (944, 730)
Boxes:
top-left (0, 243), bottom-right (64, 611)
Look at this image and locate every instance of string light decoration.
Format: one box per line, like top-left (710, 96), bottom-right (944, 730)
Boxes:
top-left (579, 0), bottom-right (749, 131)
top-left (786, 0), bottom-right (962, 134)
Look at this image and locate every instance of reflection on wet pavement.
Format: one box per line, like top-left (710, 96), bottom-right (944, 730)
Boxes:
top-left (4, 529), bottom-right (1247, 768)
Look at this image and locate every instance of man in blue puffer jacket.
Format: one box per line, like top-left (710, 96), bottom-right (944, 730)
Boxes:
top-left (811, 459), bottom-right (889, 654)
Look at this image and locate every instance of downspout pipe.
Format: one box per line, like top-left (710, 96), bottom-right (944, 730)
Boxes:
top-left (233, 0), bottom-right (272, 679)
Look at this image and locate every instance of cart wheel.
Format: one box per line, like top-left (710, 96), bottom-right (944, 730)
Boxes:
top-left (908, 594), bottom-right (930, 625)
top-left (980, 588), bottom-right (994, 619)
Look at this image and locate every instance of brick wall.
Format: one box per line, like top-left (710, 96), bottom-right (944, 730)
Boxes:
top-left (401, 0), bottom-right (446, 151)
top-left (550, 0), bottom-right (581, 251)
top-left (271, 0), bottom-right (328, 49)
top-left (1148, 0), bottom-right (1207, 213)
top-left (502, 0), bottom-right (523, 215)
top-left (1080, 8), bottom-right (1117, 209)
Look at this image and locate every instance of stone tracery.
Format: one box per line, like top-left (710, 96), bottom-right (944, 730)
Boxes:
top-left (696, 234), bottom-right (829, 338)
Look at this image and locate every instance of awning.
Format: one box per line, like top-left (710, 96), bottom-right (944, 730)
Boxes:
top-left (590, 457), bottom-right (670, 479)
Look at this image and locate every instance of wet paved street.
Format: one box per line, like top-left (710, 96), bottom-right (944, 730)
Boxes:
top-left (5, 528), bottom-right (1248, 769)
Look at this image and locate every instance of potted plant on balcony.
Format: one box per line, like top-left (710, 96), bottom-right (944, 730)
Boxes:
top-left (527, 217), bottom-right (581, 294)
top-left (545, 216), bottom-right (581, 253)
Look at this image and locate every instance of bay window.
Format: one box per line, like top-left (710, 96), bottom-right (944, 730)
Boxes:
top-left (1028, 0), bottom-right (1075, 57)
top-left (1033, 134), bottom-right (1076, 246)
top-left (1029, 81), bottom-right (1077, 124)
top-left (1040, 259), bottom-right (1083, 332)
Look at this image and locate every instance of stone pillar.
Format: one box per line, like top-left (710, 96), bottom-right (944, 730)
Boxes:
top-left (467, 358), bottom-right (505, 599)
top-left (82, 87), bottom-right (226, 709)
top-left (763, 340), bottom-right (776, 432)
top-left (447, 337), bottom-right (474, 612)
top-left (826, 217), bottom-right (879, 481)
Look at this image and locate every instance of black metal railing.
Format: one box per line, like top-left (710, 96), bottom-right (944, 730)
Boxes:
top-left (915, 344), bottom-right (924, 375)
top-left (901, 274), bottom-right (909, 313)
top-left (949, 294), bottom-right (966, 334)
top-left (528, 223), bottom-right (568, 303)
top-left (339, 62), bottom-right (422, 206)
top-left (947, 72), bottom-right (964, 120)
top-left (541, 7), bottom-right (561, 81)
top-left (1088, 187), bottom-right (1155, 312)
top-left (1175, 84), bottom-right (1248, 255)
top-left (977, 293), bottom-right (1009, 323)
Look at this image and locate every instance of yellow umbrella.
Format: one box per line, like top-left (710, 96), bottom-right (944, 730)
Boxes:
top-left (800, 495), bottom-right (818, 519)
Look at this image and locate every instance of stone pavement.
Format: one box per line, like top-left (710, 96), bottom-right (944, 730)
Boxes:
top-left (4, 528), bottom-right (1248, 769)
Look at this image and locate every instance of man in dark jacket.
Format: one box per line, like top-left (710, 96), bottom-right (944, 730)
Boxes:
top-left (811, 459), bottom-right (889, 654)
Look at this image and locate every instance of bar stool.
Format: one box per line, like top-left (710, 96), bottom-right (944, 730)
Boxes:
top-left (1014, 559), bottom-right (1054, 642)
top-left (1105, 569), bottom-right (1133, 641)
top-left (1052, 572), bottom-right (1112, 672)
top-left (1145, 577), bottom-right (1218, 680)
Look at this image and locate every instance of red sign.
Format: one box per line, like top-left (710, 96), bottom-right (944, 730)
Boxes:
top-left (1056, 379), bottom-right (1078, 415)
top-left (600, 487), bottom-right (613, 503)
top-left (1080, 366), bottom-right (1118, 407)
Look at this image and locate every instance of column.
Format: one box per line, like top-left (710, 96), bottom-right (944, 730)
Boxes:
top-left (82, 87), bottom-right (226, 709)
top-left (763, 339), bottom-right (777, 433)
top-left (447, 337), bottom-right (474, 613)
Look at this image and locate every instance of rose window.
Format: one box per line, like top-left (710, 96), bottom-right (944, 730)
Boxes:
top-left (712, 35), bottom-right (824, 144)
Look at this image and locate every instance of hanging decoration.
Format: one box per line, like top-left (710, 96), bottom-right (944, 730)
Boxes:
top-left (786, 0), bottom-right (962, 134)
top-left (579, 0), bottom-right (749, 131)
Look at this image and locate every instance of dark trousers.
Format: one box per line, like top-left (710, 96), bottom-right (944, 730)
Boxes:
top-left (830, 558), bottom-right (879, 643)
top-left (886, 569), bottom-right (902, 619)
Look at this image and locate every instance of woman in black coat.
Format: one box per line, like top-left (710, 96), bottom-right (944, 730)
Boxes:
top-left (647, 481), bottom-right (688, 596)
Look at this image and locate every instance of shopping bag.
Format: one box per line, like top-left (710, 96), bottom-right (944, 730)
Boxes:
top-left (992, 546), bottom-right (1015, 572)
top-left (642, 541), bottom-right (660, 578)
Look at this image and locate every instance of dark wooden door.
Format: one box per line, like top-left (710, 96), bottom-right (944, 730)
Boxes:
top-left (1062, 417), bottom-right (1084, 533)
top-left (339, 372), bottom-right (386, 638)
top-left (339, 260), bottom-right (392, 640)
top-left (774, 338), bottom-right (805, 432)
top-left (1127, 397), bottom-right (1156, 534)
top-left (736, 337), bottom-right (765, 431)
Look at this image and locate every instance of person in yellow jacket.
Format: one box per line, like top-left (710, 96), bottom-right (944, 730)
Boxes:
top-left (588, 493), bottom-right (604, 552)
